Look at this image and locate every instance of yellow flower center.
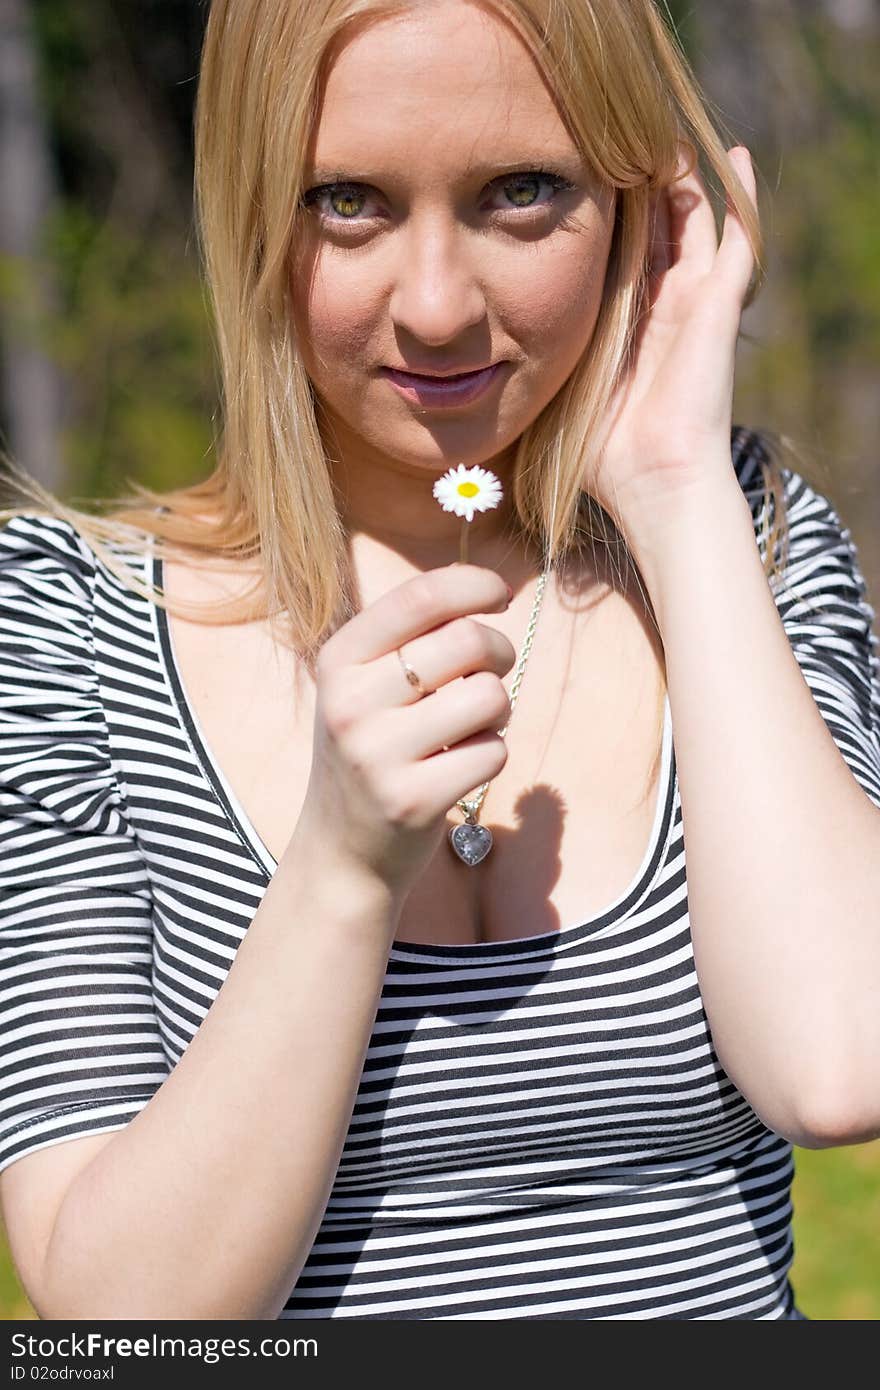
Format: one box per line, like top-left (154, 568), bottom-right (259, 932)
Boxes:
top-left (457, 482), bottom-right (480, 498)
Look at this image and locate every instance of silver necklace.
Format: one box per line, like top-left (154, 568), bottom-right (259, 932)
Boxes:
top-left (448, 561), bottom-right (552, 866)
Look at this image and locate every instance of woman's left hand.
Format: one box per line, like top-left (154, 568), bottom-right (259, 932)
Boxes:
top-left (587, 144), bottom-right (759, 537)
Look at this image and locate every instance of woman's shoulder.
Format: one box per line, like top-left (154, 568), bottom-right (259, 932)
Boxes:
top-left (728, 424), bottom-right (864, 558)
top-left (0, 506), bottom-right (172, 609)
top-left (729, 423), bottom-right (794, 505)
top-left (0, 510), bottom-right (100, 647)
top-left (0, 510), bottom-right (110, 788)
top-left (0, 509), bottom-right (96, 579)
top-left (731, 423), bottom-right (767, 488)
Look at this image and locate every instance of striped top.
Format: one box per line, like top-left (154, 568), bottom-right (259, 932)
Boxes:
top-left (2, 429), bottom-right (879, 1319)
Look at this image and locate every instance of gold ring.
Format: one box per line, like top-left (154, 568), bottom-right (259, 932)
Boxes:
top-left (396, 647), bottom-right (427, 698)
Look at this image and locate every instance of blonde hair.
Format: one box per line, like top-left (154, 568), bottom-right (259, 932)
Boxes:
top-left (0, 0), bottom-right (797, 794)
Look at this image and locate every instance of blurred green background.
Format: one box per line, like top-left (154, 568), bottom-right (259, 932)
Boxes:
top-left (0, 0), bottom-right (878, 1320)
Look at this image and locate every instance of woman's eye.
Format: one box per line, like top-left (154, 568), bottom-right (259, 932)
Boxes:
top-left (300, 170), bottom-right (575, 225)
top-left (304, 184), bottom-right (371, 221)
top-left (496, 171), bottom-right (575, 211)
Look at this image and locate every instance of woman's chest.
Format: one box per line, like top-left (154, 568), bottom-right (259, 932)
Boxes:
top-left (156, 553), bottom-right (669, 948)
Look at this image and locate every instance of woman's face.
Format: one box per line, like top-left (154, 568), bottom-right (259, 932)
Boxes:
top-left (290, 0), bottom-right (617, 496)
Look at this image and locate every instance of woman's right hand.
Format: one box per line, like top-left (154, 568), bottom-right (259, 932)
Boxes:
top-left (291, 563), bottom-right (516, 902)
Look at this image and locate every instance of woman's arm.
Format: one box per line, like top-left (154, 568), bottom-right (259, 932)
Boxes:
top-left (40, 829), bottom-right (400, 1320)
top-left (582, 140), bottom-right (880, 1146)
top-left (626, 463), bottom-right (880, 1147)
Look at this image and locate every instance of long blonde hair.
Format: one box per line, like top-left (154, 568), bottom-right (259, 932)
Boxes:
top-left (0, 0), bottom-right (796, 789)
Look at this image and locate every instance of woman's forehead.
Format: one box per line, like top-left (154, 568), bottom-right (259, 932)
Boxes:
top-left (310, 5), bottom-right (579, 175)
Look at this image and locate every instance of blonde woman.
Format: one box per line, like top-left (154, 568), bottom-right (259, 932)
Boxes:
top-left (1, 0), bottom-right (879, 1321)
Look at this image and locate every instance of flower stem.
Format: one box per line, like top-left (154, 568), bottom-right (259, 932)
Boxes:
top-left (459, 521), bottom-right (469, 564)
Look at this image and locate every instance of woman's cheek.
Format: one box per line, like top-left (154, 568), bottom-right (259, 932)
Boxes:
top-left (506, 253), bottom-right (610, 397)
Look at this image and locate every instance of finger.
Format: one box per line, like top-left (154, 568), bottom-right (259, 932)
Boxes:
top-left (664, 142), bottom-right (717, 277)
top-left (393, 616), bottom-right (515, 705)
top-left (392, 666), bottom-right (512, 762)
top-left (715, 146), bottom-right (758, 300)
top-left (324, 563), bottom-right (510, 669)
top-left (405, 725), bottom-right (510, 821)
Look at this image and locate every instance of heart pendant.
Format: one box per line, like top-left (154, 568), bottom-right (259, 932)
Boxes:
top-left (448, 820), bottom-right (493, 866)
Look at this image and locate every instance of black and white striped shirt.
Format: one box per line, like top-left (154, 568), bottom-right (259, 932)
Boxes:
top-left (2, 430), bottom-right (878, 1318)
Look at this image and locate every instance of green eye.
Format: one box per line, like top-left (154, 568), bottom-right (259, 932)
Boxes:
top-left (501, 172), bottom-right (568, 207)
top-left (323, 186), bottom-right (366, 219)
top-left (300, 170), bottom-right (575, 225)
top-left (300, 182), bottom-right (367, 221)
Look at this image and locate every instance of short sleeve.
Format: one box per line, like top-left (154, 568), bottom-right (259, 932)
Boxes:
top-left (733, 428), bottom-right (880, 811)
top-left (0, 513), bottom-right (171, 1176)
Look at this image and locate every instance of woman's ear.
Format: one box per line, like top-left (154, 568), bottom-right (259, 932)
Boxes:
top-left (647, 134), bottom-right (698, 281)
top-left (675, 138), bottom-right (700, 181)
top-left (648, 184), bottom-right (673, 279)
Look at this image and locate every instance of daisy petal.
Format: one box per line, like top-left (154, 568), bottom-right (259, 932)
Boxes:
top-left (431, 464), bottom-right (504, 520)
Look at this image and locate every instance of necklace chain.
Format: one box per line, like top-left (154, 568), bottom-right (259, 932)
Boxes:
top-left (455, 561), bottom-right (552, 821)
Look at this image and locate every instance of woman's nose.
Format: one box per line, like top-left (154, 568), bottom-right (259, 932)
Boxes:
top-left (388, 218), bottom-right (488, 341)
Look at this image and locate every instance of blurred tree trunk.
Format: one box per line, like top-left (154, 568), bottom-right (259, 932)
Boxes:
top-left (0, 0), bottom-right (64, 487)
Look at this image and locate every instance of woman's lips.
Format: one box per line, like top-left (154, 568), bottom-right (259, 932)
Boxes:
top-left (381, 362), bottom-right (506, 406)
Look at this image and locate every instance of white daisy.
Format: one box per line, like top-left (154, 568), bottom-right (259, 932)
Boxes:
top-left (432, 464), bottom-right (503, 523)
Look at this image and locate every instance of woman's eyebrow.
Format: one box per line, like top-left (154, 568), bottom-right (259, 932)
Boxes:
top-left (306, 153), bottom-right (588, 183)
